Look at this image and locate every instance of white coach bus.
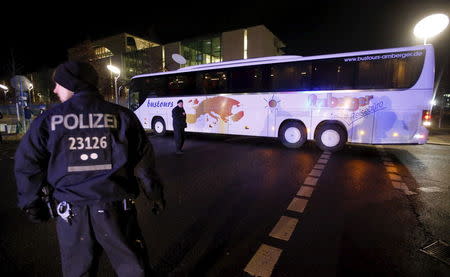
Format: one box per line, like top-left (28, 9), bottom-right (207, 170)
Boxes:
top-left (129, 45), bottom-right (434, 152)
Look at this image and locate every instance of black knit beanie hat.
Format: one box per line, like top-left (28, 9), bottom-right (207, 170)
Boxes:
top-left (54, 61), bottom-right (98, 93)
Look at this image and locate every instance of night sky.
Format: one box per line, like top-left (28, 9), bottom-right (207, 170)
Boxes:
top-left (1, 0), bottom-right (449, 83)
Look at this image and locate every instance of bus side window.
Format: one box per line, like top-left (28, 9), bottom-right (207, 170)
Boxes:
top-left (356, 60), bottom-right (390, 89)
top-left (354, 50), bottom-right (424, 90)
top-left (312, 59), bottom-right (355, 90)
top-left (230, 66), bottom-right (264, 93)
top-left (335, 62), bottom-right (355, 89)
top-left (196, 73), bottom-right (207, 94)
top-left (146, 76), bottom-right (167, 97)
top-left (269, 62), bottom-right (312, 92)
top-left (312, 61), bottom-right (336, 90)
top-left (198, 71), bottom-right (228, 94)
top-left (167, 74), bottom-right (196, 96)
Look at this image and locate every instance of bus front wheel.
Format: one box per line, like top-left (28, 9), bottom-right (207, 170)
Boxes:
top-left (152, 117), bottom-right (166, 136)
top-left (279, 121), bottom-right (307, 149)
top-left (314, 124), bottom-right (347, 152)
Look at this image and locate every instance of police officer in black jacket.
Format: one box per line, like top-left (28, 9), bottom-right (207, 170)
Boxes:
top-left (15, 61), bottom-right (165, 277)
top-left (172, 100), bottom-right (187, 154)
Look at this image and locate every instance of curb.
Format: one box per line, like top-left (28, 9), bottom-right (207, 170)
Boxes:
top-left (427, 142), bottom-right (450, 146)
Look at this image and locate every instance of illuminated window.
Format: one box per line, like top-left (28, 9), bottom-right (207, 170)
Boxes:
top-left (94, 47), bottom-right (113, 59)
top-left (181, 35), bottom-right (222, 66)
top-left (162, 46), bottom-right (166, 71)
top-left (244, 29), bottom-right (248, 59)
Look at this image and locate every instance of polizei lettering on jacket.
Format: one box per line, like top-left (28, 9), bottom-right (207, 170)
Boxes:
top-left (51, 114), bottom-right (118, 131)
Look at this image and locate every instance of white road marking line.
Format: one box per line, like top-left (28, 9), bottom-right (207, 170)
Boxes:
top-left (244, 244), bottom-right (283, 277)
top-left (388, 173), bottom-right (402, 181)
top-left (385, 166), bottom-right (398, 173)
top-left (314, 164), bottom-right (325, 170)
top-left (297, 186), bottom-right (314, 198)
top-left (404, 190), bottom-right (417, 195)
top-left (245, 151), bottom-right (333, 276)
top-left (392, 181), bottom-right (405, 190)
top-left (303, 176), bottom-right (318, 186)
top-left (309, 169), bottom-right (322, 177)
top-left (287, 198), bottom-right (308, 213)
top-left (317, 159), bottom-right (329, 164)
top-left (418, 187), bottom-right (443, 193)
top-left (377, 149), bottom-right (417, 196)
top-left (392, 181), bottom-right (417, 195)
top-left (269, 216), bottom-right (299, 241)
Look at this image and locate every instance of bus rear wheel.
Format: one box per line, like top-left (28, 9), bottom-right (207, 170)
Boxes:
top-left (314, 124), bottom-right (347, 152)
top-left (279, 121), bottom-right (307, 149)
top-left (152, 117), bottom-right (166, 136)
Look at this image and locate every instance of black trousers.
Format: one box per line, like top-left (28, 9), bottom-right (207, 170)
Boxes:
top-left (173, 126), bottom-right (185, 151)
top-left (55, 202), bottom-right (149, 277)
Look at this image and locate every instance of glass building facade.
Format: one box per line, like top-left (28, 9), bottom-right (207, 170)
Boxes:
top-left (181, 35), bottom-right (222, 67)
top-left (123, 49), bottom-right (153, 80)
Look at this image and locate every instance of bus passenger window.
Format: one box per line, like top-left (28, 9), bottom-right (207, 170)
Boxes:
top-left (198, 71), bottom-right (228, 94)
top-left (270, 62), bottom-right (311, 92)
top-left (355, 50), bottom-right (425, 89)
top-left (230, 66), bottom-right (264, 93)
top-left (167, 74), bottom-right (196, 96)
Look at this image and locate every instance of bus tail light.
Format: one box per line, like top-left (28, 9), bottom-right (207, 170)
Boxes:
top-left (422, 110), bottom-right (432, 126)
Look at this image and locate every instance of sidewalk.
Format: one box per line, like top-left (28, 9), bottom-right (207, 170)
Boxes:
top-left (427, 128), bottom-right (450, 146)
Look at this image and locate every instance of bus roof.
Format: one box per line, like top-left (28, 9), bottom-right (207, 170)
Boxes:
top-left (131, 45), bottom-right (432, 79)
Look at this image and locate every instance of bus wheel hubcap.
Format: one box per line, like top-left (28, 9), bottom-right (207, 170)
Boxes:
top-left (321, 130), bottom-right (340, 147)
top-left (285, 127), bottom-right (301, 144)
top-left (155, 122), bottom-right (164, 133)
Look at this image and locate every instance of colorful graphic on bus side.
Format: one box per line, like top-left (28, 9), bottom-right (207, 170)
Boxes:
top-left (186, 96), bottom-right (244, 124)
top-left (308, 93), bottom-right (374, 111)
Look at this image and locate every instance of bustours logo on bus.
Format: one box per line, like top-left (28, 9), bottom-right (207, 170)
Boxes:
top-left (147, 100), bottom-right (174, 108)
top-left (308, 93), bottom-right (374, 111)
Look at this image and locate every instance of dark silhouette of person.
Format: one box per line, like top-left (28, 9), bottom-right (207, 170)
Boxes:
top-left (172, 99), bottom-right (187, 154)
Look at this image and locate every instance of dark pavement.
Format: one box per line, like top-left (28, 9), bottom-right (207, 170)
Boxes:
top-left (0, 133), bottom-right (449, 276)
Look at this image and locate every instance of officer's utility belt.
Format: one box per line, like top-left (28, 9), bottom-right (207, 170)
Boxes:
top-left (56, 199), bottom-right (135, 224)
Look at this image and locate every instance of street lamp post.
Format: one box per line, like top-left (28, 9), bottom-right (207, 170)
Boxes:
top-left (107, 65), bottom-right (121, 104)
top-left (414, 13), bottom-right (449, 129)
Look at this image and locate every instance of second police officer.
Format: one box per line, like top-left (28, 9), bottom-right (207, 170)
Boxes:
top-left (15, 61), bottom-right (165, 277)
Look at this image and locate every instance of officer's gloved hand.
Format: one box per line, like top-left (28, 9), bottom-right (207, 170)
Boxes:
top-left (23, 199), bottom-right (50, 223)
top-left (151, 199), bottom-right (166, 215)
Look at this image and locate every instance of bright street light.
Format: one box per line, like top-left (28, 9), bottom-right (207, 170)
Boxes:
top-left (106, 65), bottom-right (121, 104)
top-left (414, 13), bottom-right (449, 44)
top-left (0, 84), bottom-right (9, 103)
top-left (107, 65), bottom-right (121, 75)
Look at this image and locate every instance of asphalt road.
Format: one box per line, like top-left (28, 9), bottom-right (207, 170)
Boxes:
top-left (0, 133), bottom-right (449, 277)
